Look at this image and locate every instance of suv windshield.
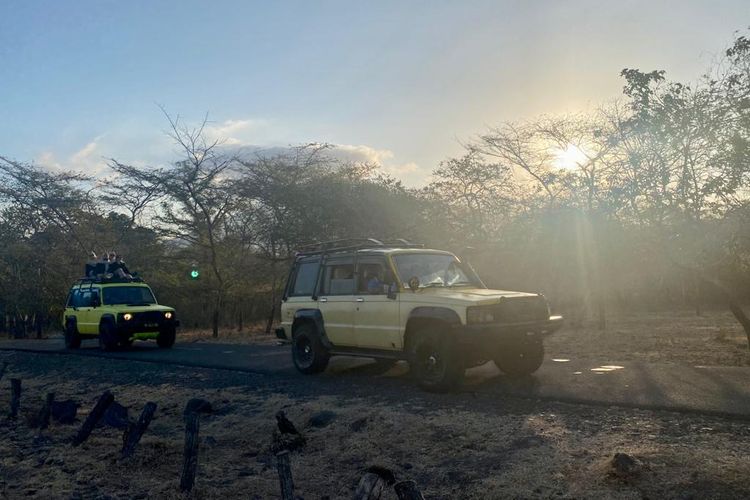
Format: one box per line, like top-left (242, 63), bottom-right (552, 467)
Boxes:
top-left (392, 253), bottom-right (480, 288)
top-left (103, 286), bottom-right (157, 305)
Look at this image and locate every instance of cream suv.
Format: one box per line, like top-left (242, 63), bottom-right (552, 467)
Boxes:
top-left (277, 239), bottom-right (562, 391)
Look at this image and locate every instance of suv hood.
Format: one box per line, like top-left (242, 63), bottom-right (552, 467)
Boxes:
top-left (107, 304), bottom-right (174, 313)
top-left (401, 287), bottom-right (539, 306)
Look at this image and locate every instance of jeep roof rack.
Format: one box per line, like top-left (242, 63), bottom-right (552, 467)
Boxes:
top-left (75, 276), bottom-right (144, 285)
top-left (296, 238), bottom-right (423, 257)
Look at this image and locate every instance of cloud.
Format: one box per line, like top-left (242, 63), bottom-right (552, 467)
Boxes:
top-left (203, 118), bottom-right (274, 146)
top-left (328, 144), bottom-right (394, 165)
top-left (32, 116), bottom-right (433, 186)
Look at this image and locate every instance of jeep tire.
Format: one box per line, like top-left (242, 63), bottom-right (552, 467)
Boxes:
top-left (409, 327), bottom-right (464, 392)
top-left (64, 320), bottom-right (81, 349)
top-left (292, 323), bottom-right (330, 374)
top-left (493, 334), bottom-right (544, 377)
top-left (98, 320), bottom-right (119, 352)
top-left (157, 326), bottom-right (176, 349)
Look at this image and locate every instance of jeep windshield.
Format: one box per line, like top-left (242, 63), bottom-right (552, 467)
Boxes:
top-left (392, 253), bottom-right (481, 288)
top-left (102, 286), bottom-right (157, 306)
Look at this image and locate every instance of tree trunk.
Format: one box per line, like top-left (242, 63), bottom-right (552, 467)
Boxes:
top-left (212, 309), bottom-right (219, 338)
top-left (35, 312), bottom-right (43, 339)
top-left (728, 300), bottom-right (750, 350)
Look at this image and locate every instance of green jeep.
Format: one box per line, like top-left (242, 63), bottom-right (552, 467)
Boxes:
top-left (62, 278), bottom-right (179, 350)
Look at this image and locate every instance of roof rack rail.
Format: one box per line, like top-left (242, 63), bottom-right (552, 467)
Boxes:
top-left (295, 238), bottom-right (423, 257)
top-left (75, 276), bottom-right (144, 285)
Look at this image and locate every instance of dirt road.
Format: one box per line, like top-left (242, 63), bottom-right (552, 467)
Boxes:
top-left (2, 338), bottom-right (750, 417)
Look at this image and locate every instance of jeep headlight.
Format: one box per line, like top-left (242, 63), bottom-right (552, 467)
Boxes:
top-left (164, 312), bottom-right (173, 319)
top-left (467, 306), bottom-right (495, 324)
top-left (123, 313), bottom-right (133, 321)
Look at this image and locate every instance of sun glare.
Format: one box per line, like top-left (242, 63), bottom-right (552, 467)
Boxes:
top-left (553, 144), bottom-right (588, 170)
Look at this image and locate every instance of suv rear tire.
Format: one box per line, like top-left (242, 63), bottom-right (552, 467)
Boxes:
top-left (292, 323), bottom-right (330, 374)
top-left (157, 326), bottom-right (176, 348)
top-left (64, 320), bottom-right (81, 349)
top-left (99, 320), bottom-right (119, 351)
top-left (409, 328), bottom-right (464, 392)
top-left (493, 334), bottom-right (544, 377)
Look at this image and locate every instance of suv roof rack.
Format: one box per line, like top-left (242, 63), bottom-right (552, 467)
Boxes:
top-left (75, 276), bottom-right (144, 285)
top-left (296, 238), bottom-right (423, 257)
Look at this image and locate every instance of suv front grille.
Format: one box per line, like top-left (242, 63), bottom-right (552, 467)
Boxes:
top-left (491, 296), bottom-right (548, 324)
top-left (135, 311), bottom-right (164, 323)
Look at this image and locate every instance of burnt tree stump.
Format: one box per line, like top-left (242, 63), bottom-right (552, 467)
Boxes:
top-left (121, 402), bottom-right (157, 458)
top-left (180, 399), bottom-right (210, 493)
top-left (9, 378), bottom-right (21, 419)
top-left (72, 391), bottom-right (114, 446)
top-left (276, 450), bottom-right (294, 500)
top-left (354, 466), bottom-right (396, 500)
top-left (354, 472), bottom-right (387, 499)
top-left (394, 480), bottom-right (426, 500)
top-left (38, 392), bottom-right (55, 430)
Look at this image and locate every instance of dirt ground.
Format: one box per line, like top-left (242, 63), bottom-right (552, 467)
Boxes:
top-left (545, 309), bottom-right (750, 367)
top-left (0, 348), bottom-right (749, 500)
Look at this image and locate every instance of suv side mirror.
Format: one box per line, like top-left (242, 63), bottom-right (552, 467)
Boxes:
top-left (387, 282), bottom-right (398, 300)
top-left (91, 294), bottom-right (101, 308)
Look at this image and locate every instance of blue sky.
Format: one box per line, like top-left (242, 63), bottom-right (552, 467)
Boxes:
top-left (1, 1), bottom-right (748, 185)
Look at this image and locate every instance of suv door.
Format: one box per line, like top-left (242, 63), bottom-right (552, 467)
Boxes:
top-left (317, 256), bottom-right (356, 346)
top-left (354, 256), bottom-right (401, 350)
top-left (76, 288), bottom-right (97, 334)
top-left (283, 259), bottom-right (321, 330)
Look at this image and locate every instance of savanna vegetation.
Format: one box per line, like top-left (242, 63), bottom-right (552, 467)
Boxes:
top-left (1, 32), bottom-right (750, 345)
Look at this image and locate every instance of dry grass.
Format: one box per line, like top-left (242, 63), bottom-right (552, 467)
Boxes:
top-left (0, 351), bottom-right (749, 499)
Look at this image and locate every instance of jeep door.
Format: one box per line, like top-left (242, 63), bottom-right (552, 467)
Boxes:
top-left (354, 256), bottom-right (401, 350)
top-left (75, 288), bottom-right (97, 334)
top-left (317, 257), bottom-right (356, 346)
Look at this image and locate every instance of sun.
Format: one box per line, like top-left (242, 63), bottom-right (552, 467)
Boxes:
top-left (553, 144), bottom-right (588, 170)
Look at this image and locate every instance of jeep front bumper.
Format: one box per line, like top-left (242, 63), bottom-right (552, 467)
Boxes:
top-left (456, 315), bottom-right (563, 350)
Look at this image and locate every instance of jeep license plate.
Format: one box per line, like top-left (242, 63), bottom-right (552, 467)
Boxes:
top-left (145, 323), bottom-right (158, 328)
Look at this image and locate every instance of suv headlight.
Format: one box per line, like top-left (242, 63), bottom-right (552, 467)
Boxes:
top-left (164, 312), bottom-right (173, 319)
top-left (123, 313), bottom-right (133, 321)
top-left (467, 306), bottom-right (495, 324)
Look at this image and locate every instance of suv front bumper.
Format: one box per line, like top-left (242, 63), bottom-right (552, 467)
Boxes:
top-left (456, 315), bottom-right (563, 349)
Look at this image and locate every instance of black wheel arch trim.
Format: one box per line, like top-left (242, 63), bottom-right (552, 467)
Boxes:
top-left (407, 307), bottom-right (462, 327)
top-left (292, 309), bottom-right (333, 349)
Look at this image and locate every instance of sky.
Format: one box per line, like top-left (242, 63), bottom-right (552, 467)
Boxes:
top-left (1, 0), bottom-right (748, 186)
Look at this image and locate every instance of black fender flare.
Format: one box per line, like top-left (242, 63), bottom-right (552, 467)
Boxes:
top-left (404, 307), bottom-right (462, 351)
top-left (98, 314), bottom-right (116, 332)
top-left (64, 315), bottom-right (78, 329)
top-left (292, 309), bottom-right (332, 349)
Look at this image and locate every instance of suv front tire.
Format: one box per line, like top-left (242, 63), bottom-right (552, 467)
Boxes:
top-left (64, 320), bottom-right (81, 349)
top-left (292, 323), bottom-right (330, 374)
top-left (493, 334), bottom-right (544, 377)
top-left (98, 319), bottom-right (119, 351)
top-left (409, 327), bottom-right (464, 391)
top-left (157, 325), bottom-right (176, 349)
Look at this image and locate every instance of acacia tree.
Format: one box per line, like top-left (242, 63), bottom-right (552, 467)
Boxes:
top-left (614, 57), bottom-right (750, 345)
top-left (110, 112), bottom-right (240, 337)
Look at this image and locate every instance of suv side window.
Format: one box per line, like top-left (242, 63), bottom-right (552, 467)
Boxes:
top-left (321, 258), bottom-right (355, 295)
top-left (79, 290), bottom-right (94, 307)
top-left (67, 290), bottom-right (80, 308)
top-left (357, 258), bottom-right (393, 295)
top-left (290, 261), bottom-right (320, 297)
